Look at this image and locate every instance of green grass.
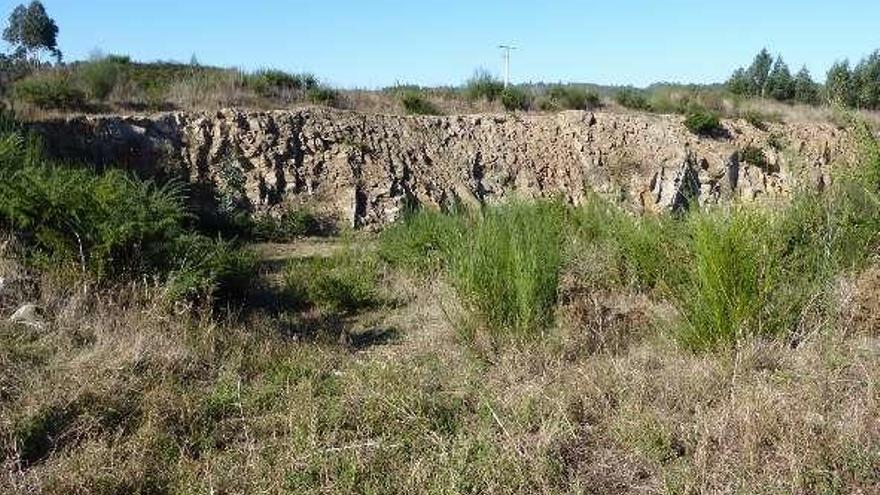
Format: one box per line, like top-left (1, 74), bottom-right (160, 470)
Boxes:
top-left (673, 208), bottom-right (781, 349)
top-left (380, 127), bottom-right (880, 351)
top-left (381, 200), bottom-right (568, 343)
top-left (285, 248), bottom-right (382, 314)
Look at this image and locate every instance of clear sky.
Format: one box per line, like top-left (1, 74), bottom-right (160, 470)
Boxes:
top-left (2, 0), bottom-right (879, 89)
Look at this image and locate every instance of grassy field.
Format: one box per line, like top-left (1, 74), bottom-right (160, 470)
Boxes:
top-left (1, 112), bottom-right (879, 494)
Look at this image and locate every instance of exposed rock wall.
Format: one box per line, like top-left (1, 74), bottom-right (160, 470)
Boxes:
top-left (32, 108), bottom-right (853, 228)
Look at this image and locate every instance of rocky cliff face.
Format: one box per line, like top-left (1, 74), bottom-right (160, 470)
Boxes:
top-left (32, 108), bottom-right (853, 228)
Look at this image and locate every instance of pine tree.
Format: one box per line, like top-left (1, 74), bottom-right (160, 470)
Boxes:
top-left (826, 60), bottom-right (855, 107)
top-left (747, 48), bottom-right (773, 97)
top-left (853, 50), bottom-right (880, 109)
top-left (727, 68), bottom-right (751, 96)
top-left (793, 66), bottom-right (819, 105)
top-left (765, 56), bottom-right (794, 101)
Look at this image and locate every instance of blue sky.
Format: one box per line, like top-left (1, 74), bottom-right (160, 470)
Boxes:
top-left (2, 1), bottom-right (879, 88)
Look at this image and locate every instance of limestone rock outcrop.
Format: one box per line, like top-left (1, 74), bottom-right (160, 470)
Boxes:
top-left (32, 108), bottom-right (853, 228)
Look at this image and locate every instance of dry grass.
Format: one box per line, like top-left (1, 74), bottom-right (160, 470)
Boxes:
top-left (1, 231), bottom-right (878, 494)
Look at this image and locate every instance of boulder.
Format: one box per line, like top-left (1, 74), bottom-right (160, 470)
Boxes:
top-left (9, 303), bottom-right (46, 330)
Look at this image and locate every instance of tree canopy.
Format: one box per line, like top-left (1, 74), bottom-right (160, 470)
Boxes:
top-left (2, 1), bottom-right (61, 63)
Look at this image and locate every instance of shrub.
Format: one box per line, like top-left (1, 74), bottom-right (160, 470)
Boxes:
top-left (164, 234), bottom-right (257, 302)
top-left (739, 146), bottom-right (772, 172)
top-left (285, 250), bottom-right (381, 313)
top-left (78, 58), bottom-right (122, 101)
top-left (307, 86), bottom-right (340, 107)
top-left (684, 107), bottom-right (723, 136)
top-left (247, 69), bottom-right (317, 98)
top-left (500, 86), bottom-right (530, 111)
top-left (0, 164), bottom-right (186, 275)
top-left (464, 69), bottom-right (504, 102)
top-left (251, 207), bottom-right (326, 241)
top-left (400, 90), bottom-right (440, 115)
top-left (742, 110), bottom-right (768, 130)
top-left (447, 201), bottom-right (567, 342)
top-left (13, 72), bottom-right (86, 110)
top-left (0, 119), bottom-right (255, 302)
top-left (544, 85), bottom-right (600, 110)
top-left (615, 88), bottom-right (651, 110)
top-left (673, 209), bottom-right (781, 350)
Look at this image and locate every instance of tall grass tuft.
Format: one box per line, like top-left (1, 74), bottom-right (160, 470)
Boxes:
top-left (447, 201), bottom-right (567, 342)
top-left (673, 209), bottom-right (780, 350)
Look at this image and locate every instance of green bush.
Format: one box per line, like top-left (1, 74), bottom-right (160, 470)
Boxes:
top-left (0, 164), bottom-right (185, 275)
top-left (684, 107), bottom-right (723, 136)
top-left (400, 91), bottom-right (440, 115)
top-left (673, 209), bottom-right (781, 350)
top-left (614, 88), bottom-right (651, 110)
top-left (448, 201), bottom-right (567, 341)
top-left (164, 234), bottom-right (257, 302)
top-left (742, 110), bottom-right (768, 130)
top-left (251, 207), bottom-right (326, 241)
top-left (78, 58), bottom-right (122, 101)
top-left (307, 86), bottom-right (340, 107)
top-left (544, 85), bottom-right (600, 110)
top-left (379, 207), bottom-right (464, 272)
top-left (13, 72), bottom-right (86, 110)
top-left (739, 146), bottom-right (772, 172)
top-left (285, 250), bottom-right (381, 314)
top-left (464, 69), bottom-right (504, 102)
top-left (0, 118), bottom-right (255, 302)
top-left (247, 69), bottom-right (317, 98)
top-left (500, 86), bottom-right (530, 111)
top-left (377, 123), bottom-right (880, 353)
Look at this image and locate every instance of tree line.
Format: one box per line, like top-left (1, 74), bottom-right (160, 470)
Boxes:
top-left (728, 48), bottom-right (880, 109)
